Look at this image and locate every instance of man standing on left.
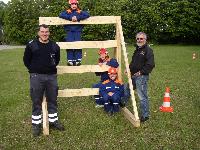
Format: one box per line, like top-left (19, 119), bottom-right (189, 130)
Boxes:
top-left (23, 24), bottom-right (64, 137)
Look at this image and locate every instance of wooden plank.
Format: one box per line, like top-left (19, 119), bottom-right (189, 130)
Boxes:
top-left (115, 16), bottom-right (122, 80)
top-left (57, 40), bottom-right (117, 49)
top-left (58, 88), bottom-right (99, 97)
top-left (39, 16), bottom-right (118, 25)
top-left (117, 18), bottom-right (140, 121)
top-left (57, 65), bottom-right (109, 74)
top-left (42, 96), bottom-right (49, 135)
top-left (121, 107), bottom-right (140, 127)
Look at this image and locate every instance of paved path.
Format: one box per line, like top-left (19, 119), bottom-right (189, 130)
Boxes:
top-left (0, 45), bottom-right (25, 51)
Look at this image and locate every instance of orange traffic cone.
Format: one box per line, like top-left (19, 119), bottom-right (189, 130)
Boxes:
top-left (160, 87), bottom-right (173, 112)
top-left (192, 53), bottom-right (196, 60)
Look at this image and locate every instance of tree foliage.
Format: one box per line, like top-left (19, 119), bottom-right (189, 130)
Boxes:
top-left (2, 0), bottom-right (200, 44)
top-left (0, 1), bottom-right (7, 42)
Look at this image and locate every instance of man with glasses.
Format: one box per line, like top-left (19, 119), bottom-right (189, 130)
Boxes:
top-left (129, 32), bottom-right (155, 122)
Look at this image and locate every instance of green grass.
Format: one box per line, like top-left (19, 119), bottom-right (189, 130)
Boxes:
top-left (0, 45), bottom-right (200, 150)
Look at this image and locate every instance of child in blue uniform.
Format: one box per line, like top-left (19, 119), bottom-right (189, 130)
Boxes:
top-left (59, 0), bottom-right (90, 66)
top-left (93, 48), bottom-right (119, 107)
top-left (99, 67), bottom-right (124, 115)
top-left (95, 48), bottom-right (110, 82)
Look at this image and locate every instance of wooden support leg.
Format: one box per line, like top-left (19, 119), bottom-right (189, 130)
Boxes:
top-left (121, 107), bottom-right (140, 127)
top-left (42, 96), bottom-right (49, 135)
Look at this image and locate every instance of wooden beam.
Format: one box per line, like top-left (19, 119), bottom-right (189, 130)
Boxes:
top-left (115, 16), bottom-right (122, 80)
top-left (121, 107), bottom-right (140, 127)
top-left (39, 16), bottom-right (118, 25)
top-left (117, 17), bottom-right (140, 121)
top-left (58, 88), bottom-right (99, 97)
top-left (42, 96), bottom-right (49, 135)
top-left (57, 40), bottom-right (117, 49)
top-left (57, 65), bottom-right (109, 74)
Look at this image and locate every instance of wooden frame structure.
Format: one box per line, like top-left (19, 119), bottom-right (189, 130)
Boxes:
top-left (39, 16), bottom-right (140, 135)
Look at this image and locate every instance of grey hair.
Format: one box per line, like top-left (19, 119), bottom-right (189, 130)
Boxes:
top-left (136, 32), bottom-right (147, 39)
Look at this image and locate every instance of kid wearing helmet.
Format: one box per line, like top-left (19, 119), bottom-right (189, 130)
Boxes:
top-left (96, 48), bottom-right (119, 81)
top-left (95, 48), bottom-right (110, 82)
top-left (93, 48), bottom-right (119, 108)
top-left (99, 67), bottom-right (124, 115)
top-left (59, 0), bottom-right (90, 66)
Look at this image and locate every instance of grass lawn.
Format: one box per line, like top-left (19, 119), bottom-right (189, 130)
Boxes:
top-left (0, 44), bottom-right (200, 150)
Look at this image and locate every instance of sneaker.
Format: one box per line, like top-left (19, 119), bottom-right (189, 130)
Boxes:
top-left (32, 124), bottom-right (41, 137)
top-left (49, 121), bottom-right (65, 131)
top-left (95, 104), bottom-right (104, 108)
top-left (140, 116), bottom-right (149, 123)
top-left (75, 61), bottom-right (81, 66)
top-left (67, 62), bottom-right (73, 66)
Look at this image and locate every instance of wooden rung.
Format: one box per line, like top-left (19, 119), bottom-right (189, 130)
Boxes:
top-left (58, 88), bottom-right (99, 97)
top-left (39, 16), bottom-right (118, 25)
top-left (57, 40), bottom-right (117, 49)
top-left (42, 96), bottom-right (49, 135)
top-left (57, 65), bottom-right (109, 74)
top-left (121, 107), bottom-right (140, 127)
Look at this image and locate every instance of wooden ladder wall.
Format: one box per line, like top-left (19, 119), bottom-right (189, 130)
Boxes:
top-left (39, 16), bottom-right (140, 135)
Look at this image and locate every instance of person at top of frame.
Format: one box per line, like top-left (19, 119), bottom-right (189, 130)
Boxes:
top-left (59, 0), bottom-right (90, 66)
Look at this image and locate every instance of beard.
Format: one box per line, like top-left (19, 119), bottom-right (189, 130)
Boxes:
top-left (136, 42), bottom-right (144, 47)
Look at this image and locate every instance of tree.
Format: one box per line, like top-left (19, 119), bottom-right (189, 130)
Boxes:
top-left (0, 1), bottom-right (7, 43)
top-left (3, 0), bottom-right (49, 44)
top-left (2, 0), bottom-right (200, 44)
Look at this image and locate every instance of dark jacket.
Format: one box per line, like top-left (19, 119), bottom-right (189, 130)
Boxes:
top-left (129, 44), bottom-right (155, 75)
top-left (99, 79), bottom-right (124, 100)
top-left (59, 9), bottom-right (90, 32)
top-left (23, 39), bottom-right (60, 74)
top-left (95, 58), bottom-right (119, 82)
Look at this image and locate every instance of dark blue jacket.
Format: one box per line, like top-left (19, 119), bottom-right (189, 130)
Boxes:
top-left (129, 44), bottom-right (155, 75)
top-left (96, 58), bottom-right (119, 82)
top-left (23, 39), bottom-right (60, 74)
top-left (59, 9), bottom-right (90, 32)
top-left (99, 79), bottom-right (124, 100)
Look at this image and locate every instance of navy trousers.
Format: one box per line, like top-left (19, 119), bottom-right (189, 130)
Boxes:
top-left (30, 73), bottom-right (59, 125)
top-left (65, 31), bottom-right (82, 63)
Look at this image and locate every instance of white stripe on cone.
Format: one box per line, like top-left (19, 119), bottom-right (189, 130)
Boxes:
top-left (162, 102), bottom-right (170, 107)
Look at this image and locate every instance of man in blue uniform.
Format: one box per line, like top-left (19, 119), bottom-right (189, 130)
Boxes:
top-left (59, 0), bottom-right (90, 66)
top-left (23, 24), bottom-right (64, 137)
top-left (129, 32), bottom-right (155, 122)
top-left (99, 67), bottom-right (124, 115)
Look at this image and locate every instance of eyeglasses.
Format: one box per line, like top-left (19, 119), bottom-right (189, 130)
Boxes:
top-left (71, 3), bottom-right (77, 5)
top-left (136, 38), bottom-right (144, 40)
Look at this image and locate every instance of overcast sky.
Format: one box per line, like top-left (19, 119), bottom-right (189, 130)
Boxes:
top-left (1, 0), bottom-right (10, 4)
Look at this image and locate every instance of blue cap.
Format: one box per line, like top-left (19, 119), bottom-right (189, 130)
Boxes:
top-left (107, 58), bottom-right (119, 68)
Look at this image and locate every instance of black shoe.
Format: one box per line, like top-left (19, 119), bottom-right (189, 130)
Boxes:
top-left (140, 117), bottom-right (149, 123)
top-left (32, 124), bottom-right (41, 137)
top-left (50, 121), bottom-right (65, 131)
top-left (119, 102), bottom-right (126, 108)
top-left (107, 111), bottom-right (114, 116)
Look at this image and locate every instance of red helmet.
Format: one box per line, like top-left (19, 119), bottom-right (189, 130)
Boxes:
top-left (108, 67), bottom-right (118, 74)
top-left (69, 0), bottom-right (78, 4)
top-left (98, 48), bottom-right (108, 55)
